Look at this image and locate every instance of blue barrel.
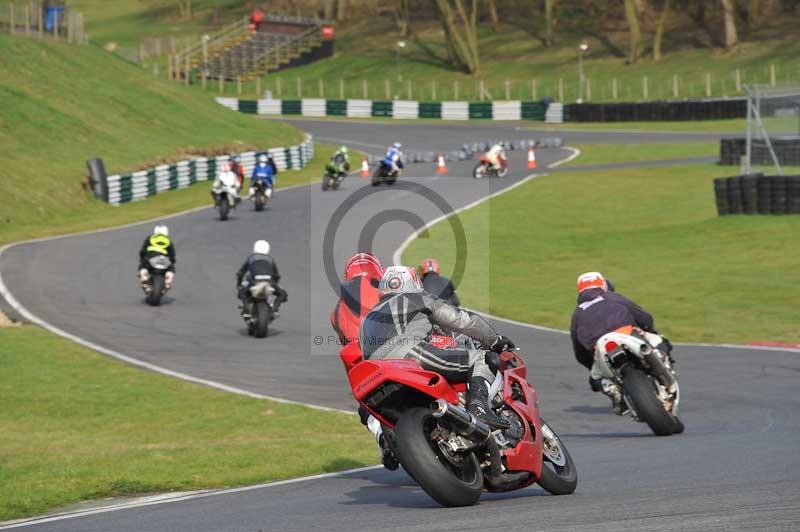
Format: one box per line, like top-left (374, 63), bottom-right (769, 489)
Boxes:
top-left (45, 6), bottom-right (64, 31)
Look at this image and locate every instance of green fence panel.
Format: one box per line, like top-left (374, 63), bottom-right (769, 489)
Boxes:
top-left (238, 100), bottom-right (259, 114)
top-left (168, 165), bottom-right (179, 190)
top-left (468, 102), bottom-right (493, 119)
top-left (118, 175), bottom-right (133, 203)
top-left (326, 99), bottom-right (347, 116)
top-left (521, 101), bottom-right (546, 121)
top-left (147, 170), bottom-right (157, 196)
top-left (284, 147), bottom-right (293, 169)
top-left (372, 100), bottom-right (393, 117)
top-left (281, 100), bottom-right (302, 115)
top-left (418, 102), bottom-right (442, 119)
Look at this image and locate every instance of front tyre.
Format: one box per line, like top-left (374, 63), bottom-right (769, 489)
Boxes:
top-left (393, 407), bottom-right (483, 507)
top-left (321, 175), bottom-right (330, 191)
top-left (146, 275), bottom-right (164, 306)
top-left (622, 367), bottom-right (682, 436)
top-left (253, 301), bottom-right (271, 338)
top-left (218, 198), bottom-right (229, 220)
top-left (537, 419), bottom-right (578, 495)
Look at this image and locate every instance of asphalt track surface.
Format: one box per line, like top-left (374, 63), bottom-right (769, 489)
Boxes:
top-left (1, 120), bottom-right (798, 531)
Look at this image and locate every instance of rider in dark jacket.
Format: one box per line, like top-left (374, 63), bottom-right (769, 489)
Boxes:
top-left (138, 224), bottom-right (175, 273)
top-left (419, 258), bottom-right (460, 306)
top-left (236, 240), bottom-right (287, 312)
top-left (360, 266), bottom-right (515, 429)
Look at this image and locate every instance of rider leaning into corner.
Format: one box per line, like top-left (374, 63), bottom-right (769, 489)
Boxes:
top-left (138, 225), bottom-right (175, 288)
top-left (570, 271), bottom-right (674, 414)
top-left (326, 146), bottom-right (351, 175)
top-left (484, 141), bottom-right (508, 171)
top-left (360, 266), bottom-right (516, 429)
top-left (249, 154), bottom-right (277, 199)
top-left (419, 258), bottom-right (460, 307)
top-left (382, 142), bottom-right (404, 174)
top-left (236, 240), bottom-right (288, 314)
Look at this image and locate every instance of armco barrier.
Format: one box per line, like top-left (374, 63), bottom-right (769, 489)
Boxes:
top-left (713, 174), bottom-right (800, 215)
top-left (103, 135), bottom-right (314, 206)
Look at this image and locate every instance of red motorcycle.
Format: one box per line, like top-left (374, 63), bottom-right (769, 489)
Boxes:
top-left (340, 342), bottom-right (577, 507)
top-left (473, 155), bottom-right (508, 179)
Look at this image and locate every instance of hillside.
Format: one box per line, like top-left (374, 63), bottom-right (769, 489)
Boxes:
top-left (0, 33), bottom-right (300, 244)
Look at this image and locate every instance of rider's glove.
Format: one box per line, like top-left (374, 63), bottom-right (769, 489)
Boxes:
top-left (490, 335), bottom-right (515, 353)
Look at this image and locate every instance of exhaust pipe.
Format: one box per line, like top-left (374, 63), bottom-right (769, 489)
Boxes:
top-left (431, 399), bottom-right (491, 443)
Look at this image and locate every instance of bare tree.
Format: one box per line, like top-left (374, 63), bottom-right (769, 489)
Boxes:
top-left (487, 0), bottom-right (500, 30)
top-left (434, 0), bottom-right (480, 74)
top-left (652, 0), bottom-right (670, 62)
top-left (336, 0), bottom-right (349, 21)
top-left (544, 0), bottom-right (556, 47)
top-left (623, 0), bottom-right (642, 63)
top-left (177, 0), bottom-right (192, 20)
top-left (378, 0), bottom-right (410, 36)
top-left (721, 0), bottom-right (739, 49)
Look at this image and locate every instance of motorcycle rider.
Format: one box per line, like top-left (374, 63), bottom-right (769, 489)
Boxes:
top-left (138, 225), bottom-right (175, 288)
top-left (382, 142), bottom-right (404, 175)
top-left (212, 161), bottom-right (241, 205)
top-left (570, 271), bottom-right (673, 414)
top-left (418, 258), bottom-right (460, 307)
top-left (360, 266), bottom-right (516, 429)
top-left (484, 141), bottom-right (508, 172)
top-left (330, 252), bottom-right (383, 346)
top-left (249, 154), bottom-right (277, 199)
top-left (236, 240), bottom-right (288, 315)
top-left (230, 154), bottom-right (246, 189)
top-left (326, 146), bottom-right (351, 177)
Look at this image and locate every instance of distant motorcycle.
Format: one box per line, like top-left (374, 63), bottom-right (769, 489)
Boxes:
top-left (322, 169), bottom-right (347, 191)
top-left (241, 276), bottom-right (277, 338)
top-left (371, 161), bottom-right (400, 186)
top-left (140, 255), bottom-right (172, 306)
top-left (212, 172), bottom-right (239, 220)
top-left (473, 155), bottom-right (508, 179)
top-left (252, 181), bottom-right (270, 211)
top-left (593, 327), bottom-right (683, 436)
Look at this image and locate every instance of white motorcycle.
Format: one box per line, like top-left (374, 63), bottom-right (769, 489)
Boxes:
top-left (212, 171), bottom-right (240, 221)
top-left (593, 328), bottom-right (683, 436)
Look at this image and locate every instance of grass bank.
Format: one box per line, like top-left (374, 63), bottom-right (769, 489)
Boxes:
top-left (0, 326), bottom-right (374, 521)
top-left (0, 33), bottom-right (301, 245)
top-left (404, 163), bottom-right (800, 344)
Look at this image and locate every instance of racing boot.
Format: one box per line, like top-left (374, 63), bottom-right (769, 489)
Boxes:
top-left (601, 378), bottom-right (628, 415)
top-left (367, 416), bottom-right (398, 471)
top-left (467, 377), bottom-right (510, 430)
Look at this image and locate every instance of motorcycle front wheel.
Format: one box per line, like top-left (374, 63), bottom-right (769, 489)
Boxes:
top-left (622, 366), bottom-right (683, 436)
top-left (537, 419), bottom-right (578, 495)
top-left (393, 407), bottom-right (483, 507)
top-left (321, 175), bottom-right (330, 191)
top-left (253, 300), bottom-right (271, 338)
top-left (218, 198), bottom-right (229, 220)
top-left (254, 193), bottom-right (266, 211)
top-left (146, 275), bottom-right (164, 306)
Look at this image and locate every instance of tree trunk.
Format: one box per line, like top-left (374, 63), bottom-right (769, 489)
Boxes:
top-left (721, 0), bottom-right (738, 49)
top-left (337, 0), bottom-right (348, 21)
top-left (321, 0), bottom-right (335, 20)
top-left (623, 0), bottom-right (641, 63)
top-left (434, 0), bottom-right (480, 74)
top-left (487, 0), bottom-right (500, 30)
top-left (652, 0), bottom-right (670, 62)
top-left (400, 0), bottom-right (409, 37)
top-left (544, 0), bottom-right (556, 47)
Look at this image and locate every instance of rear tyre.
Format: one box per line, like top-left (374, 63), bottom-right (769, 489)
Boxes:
top-left (473, 163), bottom-right (487, 179)
top-left (146, 275), bottom-right (164, 306)
top-left (497, 167), bottom-right (509, 178)
top-left (371, 168), bottom-right (383, 186)
top-left (321, 175), bottom-right (330, 191)
top-left (393, 407), bottom-right (483, 507)
top-left (537, 419), bottom-right (578, 495)
top-left (253, 301), bottom-right (271, 338)
top-left (218, 199), bottom-right (229, 221)
top-left (622, 367), bottom-right (681, 436)
top-left (386, 174), bottom-right (398, 185)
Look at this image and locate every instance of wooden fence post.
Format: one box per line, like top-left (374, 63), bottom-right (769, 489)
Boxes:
top-left (256, 77), bottom-right (261, 96)
top-left (218, 75), bottom-right (224, 94)
top-left (406, 79), bottom-right (412, 100)
top-left (296, 77), bottom-right (301, 98)
top-left (642, 76), bottom-right (649, 100)
top-left (612, 78), bottom-right (618, 100)
top-left (9, 3), bottom-right (15, 35)
top-left (184, 55), bottom-right (190, 85)
top-left (479, 80), bottom-right (486, 101)
top-left (558, 78), bottom-right (564, 102)
top-left (38, 2), bottom-right (43, 37)
top-left (201, 70), bottom-right (207, 90)
top-left (770, 64), bottom-right (776, 87)
top-left (339, 79), bottom-right (344, 99)
top-left (531, 79), bottom-right (537, 100)
top-left (705, 73), bottom-right (711, 97)
top-left (673, 74), bottom-right (679, 98)
top-left (384, 79), bottom-right (390, 100)
top-left (431, 80), bottom-right (436, 101)
top-left (363, 79), bottom-right (368, 99)
top-left (454, 80), bottom-right (459, 100)
top-left (504, 79), bottom-right (510, 100)
top-left (167, 55), bottom-right (173, 80)
top-left (735, 69), bottom-right (741, 92)
top-left (586, 78), bottom-right (591, 101)
top-left (237, 76), bottom-right (242, 95)
top-left (319, 78), bottom-right (324, 98)
top-left (276, 77), bottom-right (282, 98)
top-left (24, 4), bottom-right (30, 35)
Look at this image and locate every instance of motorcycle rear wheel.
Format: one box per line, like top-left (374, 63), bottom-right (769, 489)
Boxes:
top-left (253, 301), bottom-right (271, 338)
top-left (622, 367), bottom-right (682, 436)
top-left (321, 175), bottom-right (330, 191)
top-left (218, 199), bottom-right (229, 221)
top-left (473, 163), bottom-right (487, 179)
top-left (537, 419), bottom-right (578, 495)
top-left (146, 275), bottom-right (164, 306)
top-left (393, 407), bottom-right (483, 507)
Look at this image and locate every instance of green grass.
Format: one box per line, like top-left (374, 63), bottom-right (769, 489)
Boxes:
top-left (568, 143), bottom-right (717, 166)
top-left (404, 163), bottom-right (800, 344)
top-left (0, 33), bottom-right (305, 246)
top-left (0, 325), bottom-right (375, 521)
top-left (261, 18), bottom-right (800, 103)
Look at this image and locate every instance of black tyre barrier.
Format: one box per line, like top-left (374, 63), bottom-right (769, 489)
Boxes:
top-left (565, 98), bottom-right (747, 122)
top-left (86, 158), bottom-right (109, 201)
top-left (714, 174), bottom-right (800, 215)
top-left (720, 137), bottom-right (800, 166)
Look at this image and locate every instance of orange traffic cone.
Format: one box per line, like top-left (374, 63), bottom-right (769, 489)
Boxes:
top-left (437, 153), bottom-right (448, 175)
top-left (360, 157), bottom-right (370, 178)
top-left (527, 147), bottom-right (537, 170)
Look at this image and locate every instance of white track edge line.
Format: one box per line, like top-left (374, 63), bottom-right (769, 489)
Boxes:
top-left (0, 466), bottom-right (382, 530)
top-left (392, 146), bottom-right (800, 355)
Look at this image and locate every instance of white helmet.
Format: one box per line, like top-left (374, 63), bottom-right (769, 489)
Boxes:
top-left (153, 225), bottom-right (169, 237)
top-left (379, 266), bottom-right (421, 296)
top-left (392, 142), bottom-right (402, 150)
top-left (253, 240), bottom-right (270, 255)
top-left (258, 154), bottom-right (268, 163)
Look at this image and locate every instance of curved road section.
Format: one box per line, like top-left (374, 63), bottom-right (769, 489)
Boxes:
top-left (1, 121), bottom-right (798, 531)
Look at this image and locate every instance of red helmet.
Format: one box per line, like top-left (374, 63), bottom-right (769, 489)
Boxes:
top-left (344, 252), bottom-right (383, 281)
top-left (419, 258), bottom-right (440, 277)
